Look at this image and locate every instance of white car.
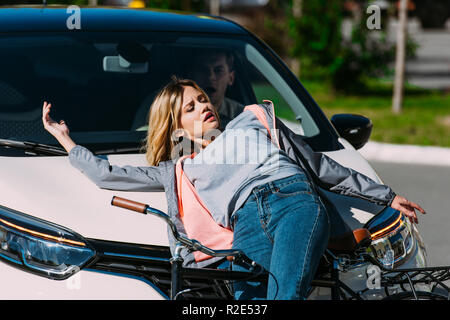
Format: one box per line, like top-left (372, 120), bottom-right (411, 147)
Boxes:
top-left (0, 6), bottom-right (427, 300)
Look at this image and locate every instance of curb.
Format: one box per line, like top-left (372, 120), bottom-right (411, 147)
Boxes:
top-left (358, 141), bottom-right (450, 167)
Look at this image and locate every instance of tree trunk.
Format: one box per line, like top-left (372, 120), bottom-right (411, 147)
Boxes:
top-left (210, 0), bottom-right (220, 16)
top-left (292, 0), bottom-right (302, 77)
top-left (392, 0), bottom-right (408, 114)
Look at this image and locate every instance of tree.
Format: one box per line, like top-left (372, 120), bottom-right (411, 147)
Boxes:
top-left (287, 0), bottom-right (401, 93)
top-left (287, 0), bottom-right (302, 77)
top-left (287, 0), bottom-right (343, 81)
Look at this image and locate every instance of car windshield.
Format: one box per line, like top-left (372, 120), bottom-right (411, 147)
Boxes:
top-left (0, 32), bottom-right (339, 157)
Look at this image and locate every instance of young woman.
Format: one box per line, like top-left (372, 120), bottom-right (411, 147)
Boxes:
top-left (42, 77), bottom-right (426, 300)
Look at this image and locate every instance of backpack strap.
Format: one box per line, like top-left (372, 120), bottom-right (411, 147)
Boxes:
top-left (244, 100), bottom-right (281, 148)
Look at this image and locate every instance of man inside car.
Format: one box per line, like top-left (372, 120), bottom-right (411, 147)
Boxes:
top-left (190, 48), bottom-right (244, 127)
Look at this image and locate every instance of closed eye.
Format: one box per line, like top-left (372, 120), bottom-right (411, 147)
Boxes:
top-left (198, 93), bottom-right (208, 103)
top-left (184, 100), bottom-right (195, 111)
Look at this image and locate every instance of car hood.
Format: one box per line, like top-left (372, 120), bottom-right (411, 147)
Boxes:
top-left (0, 153), bottom-right (169, 246)
top-left (0, 141), bottom-right (385, 244)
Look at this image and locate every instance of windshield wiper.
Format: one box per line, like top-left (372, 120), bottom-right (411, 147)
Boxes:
top-left (94, 146), bottom-right (144, 155)
top-left (0, 139), bottom-right (67, 156)
top-left (0, 139), bottom-right (145, 156)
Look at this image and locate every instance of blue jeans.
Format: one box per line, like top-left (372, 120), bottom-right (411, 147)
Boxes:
top-left (230, 172), bottom-right (330, 300)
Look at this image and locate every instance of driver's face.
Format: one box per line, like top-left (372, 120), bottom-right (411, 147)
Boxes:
top-left (192, 53), bottom-right (235, 110)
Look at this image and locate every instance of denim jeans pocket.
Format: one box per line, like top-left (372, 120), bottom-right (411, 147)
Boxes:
top-left (231, 193), bottom-right (258, 232)
top-left (272, 179), bottom-right (312, 198)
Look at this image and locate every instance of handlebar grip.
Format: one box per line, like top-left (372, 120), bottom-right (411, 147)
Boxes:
top-left (111, 196), bottom-right (148, 214)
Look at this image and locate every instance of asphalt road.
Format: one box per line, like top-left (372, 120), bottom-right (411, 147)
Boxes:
top-left (369, 161), bottom-right (450, 267)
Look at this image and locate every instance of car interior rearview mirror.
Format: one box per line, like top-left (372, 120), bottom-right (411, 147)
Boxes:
top-left (103, 40), bottom-right (150, 73)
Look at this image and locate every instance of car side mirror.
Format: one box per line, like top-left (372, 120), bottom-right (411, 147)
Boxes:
top-left (330, 114), bottom-right (373, 150)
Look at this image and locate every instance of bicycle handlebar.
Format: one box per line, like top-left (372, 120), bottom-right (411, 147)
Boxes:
top-left (111, 196), bottom-right (250, 262)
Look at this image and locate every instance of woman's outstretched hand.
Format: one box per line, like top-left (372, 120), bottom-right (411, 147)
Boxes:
top-left (390, 195), bottom-right (426, 224)
top-left (42, 101), bottom-right (76, 153)
top-left (42, 101), bottom-right (69, 137)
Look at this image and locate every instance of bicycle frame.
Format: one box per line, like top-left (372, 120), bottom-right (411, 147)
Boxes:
top-left (310, 249), bottom-right (450, 300)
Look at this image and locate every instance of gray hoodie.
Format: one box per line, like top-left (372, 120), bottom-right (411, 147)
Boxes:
top-left (68, 102), bottom-right (396, 267)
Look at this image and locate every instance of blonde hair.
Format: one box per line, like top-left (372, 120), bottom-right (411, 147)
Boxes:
top-left (142, 77), bottom-right (220, 166)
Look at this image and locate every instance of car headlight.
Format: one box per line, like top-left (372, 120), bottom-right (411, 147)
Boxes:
top-left (0, 204), bottom-right (95, 280)
top-left (365, 207), bottom-right (414, 269)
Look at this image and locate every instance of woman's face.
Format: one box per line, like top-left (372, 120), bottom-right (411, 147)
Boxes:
top-left (179, 85), bottom-right (219, 140)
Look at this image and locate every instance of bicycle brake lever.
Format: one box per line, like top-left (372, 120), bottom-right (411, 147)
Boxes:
top-left (233, 252), bottom-right (260, 272)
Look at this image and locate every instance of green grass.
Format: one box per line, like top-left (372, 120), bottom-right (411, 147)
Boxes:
top-left (252, 85), bottom-right (297, 120)
top-left (291, 80), bottom-right (450, 148)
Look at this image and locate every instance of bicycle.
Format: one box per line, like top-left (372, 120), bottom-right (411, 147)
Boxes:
top-left (109, 196), bottom-right (450, 300)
